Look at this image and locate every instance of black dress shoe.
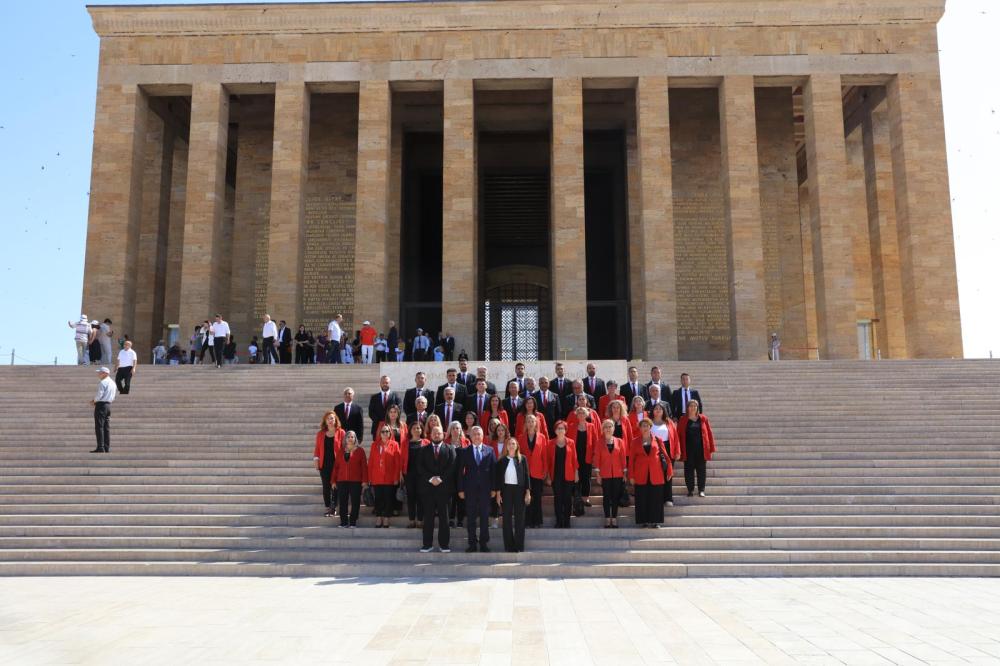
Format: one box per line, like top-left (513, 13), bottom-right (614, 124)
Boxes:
top-left (480, 545), bottom-right (490, 553)
top-left (466, 545), bottom-right (478, 553)
top-left (90, 449), bottom-right (103, 453)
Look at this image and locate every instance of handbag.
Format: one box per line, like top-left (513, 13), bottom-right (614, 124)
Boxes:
top-left (619, 484), bottom-right (631, 507)
top-left (396, 483), bottom-right (407, 503)
top-left (572, 483), bottom-right (586, 517)
top-left (363, 485), bottom-right (375, 507)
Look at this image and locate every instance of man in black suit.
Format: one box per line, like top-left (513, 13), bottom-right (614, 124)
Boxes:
top-left (507, 362), bottom-right (527, 397)
top-left (335, 387), bottom-right (365, 443)
top-left (443, 331), bottom-right (455, 362)
top-left (457, 426), bottom-right (497, 552)
top-left (534, 376), bottom-right (560, 428)
top-left (471, 366), bottom-right (498, 395)
top-left (407, 396), bottom-right (432, 430)
top-left (646, 366), bottom-right (671, 408)
top-left (670, 372), bottom-right (704, 419)
top-left (620, 365), bottom-right (647, 406)
top-left (456, 359), bottom-right (473, 390)
top-left (502, 381), bottom-right (523, 426)
top-left (551, 362), bottom-right (573, 399)
top-left (436, 368), bottom-right (468, 406)
top-left (403, 371), bottom-right (436, 418)
top-left (367, 375), bottom-right (402, 438)
top-left (644, 383), bottom-right (672, 420)
top-left (418, 424), bottom-right (458, 552)
top-left (276, 320), bottom-right (292, 364)
top-left (465, 378), bottom-right (493, 424)
top-left (562, 379), bottom-right (595, 419)
top-left (583, 362), bottom-right (606, 403)
top-left (434, 386), bottom-right (464, 427)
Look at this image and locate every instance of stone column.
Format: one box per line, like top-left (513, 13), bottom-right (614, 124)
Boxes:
top-left (442, 78), bottom-right (477, 358)
top-left (178, 82), bottom-right (229, 331)
top-left (719, 76), bottom-right (768, 360)
top-left (354, 80), bottom-right (391, 331)
top-left (82, 83), bottom-right (148, 337)
top-left (802, 74), bottom-right (857, 360)
top-left (886, 73), bottom-right (963, 358)
top-left (266, 82), bottom-right (310, 326)
top-left (635, 76), bottom-right (678, 360)
top-left (551, 78), bottom-right (588, 359)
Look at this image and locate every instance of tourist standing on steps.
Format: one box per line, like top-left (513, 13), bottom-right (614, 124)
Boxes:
top-left (276, 320), bottom-right (292, 364)
top-left (678, 400), bottom-right (716, 497)
top-left (209, 314), bottom-right (230, 368)
top-left (69, 315), bottom-right (92, 365)
top-left (593, 419), bottom-right (627, 528)
top-left (417, 425), bottom-right (457, 553)
top-left (89, 321), bottom-right (102, 366)
top-left (114, 340), bottom-right (138, 395)
top-left (770, 332), bottom-right (781, 361)
top-left (327, 314), bottom-right (343, 364)
top-left (495, 437), bottom-right (530, 553)
top-left (359, 320), bottom-right (377, 364)
top-left (547, 421), bottom-right (579, 528)
top-left (313, 410), bottom-right (344, 517)
top-left (261, 314), bottom-right (279, 364)
top-left (90, 366), bottom-right (117, 453)
top-left (630, 418), bottom-right (669, 528)
top-left (333, 431), bottom-right (367, 528)
top-left (98, 319), bottom-right (115, 372)
top-left (368, 426), bottom-right (403, 528)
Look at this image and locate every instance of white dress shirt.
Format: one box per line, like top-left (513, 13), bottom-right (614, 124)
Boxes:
top-left (117, 348), bottom-right (137, 369)
top-left (94, 376), bottom-right (117, 403)
top-left (328, 320), bottom-right (342, 342)
top-left (262, 320), bottom-right (277, 338)
top-left (504, 458), bottom-right (518, 484)
top-left (212, 320), bottom-right (231, 338)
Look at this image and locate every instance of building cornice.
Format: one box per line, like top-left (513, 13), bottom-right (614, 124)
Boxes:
top-left (88, 0), bottom-right (946, 37)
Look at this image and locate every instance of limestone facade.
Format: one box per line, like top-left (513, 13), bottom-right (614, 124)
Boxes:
top-left (83, 0), bottom-right (962, 360)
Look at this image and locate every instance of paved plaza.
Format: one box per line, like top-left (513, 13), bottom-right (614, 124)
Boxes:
top-left (2, 577), bottom-right (1000, 665)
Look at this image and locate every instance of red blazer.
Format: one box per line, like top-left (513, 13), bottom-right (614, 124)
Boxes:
top-left (333, 446), bottom-right (368, 484)
top-left (313, 429), bottom-right (344, 470)
top-left (546, 440), bottom-right (579, 482)
top-left (592, 437), bottom-right (628, 479)
top-left (518, 431), bottom-right (549, 480)
top-left (482, 408), bottom-right (509, 430)
top-left (598, 394), bottom-right (624, 418)
top-left (367, 439), bottom-right (403, 485)
top-left (678, 415), bottom-right (717, 462)
top-left (610, 417), bottom-right (635, 453)
top-left (515, 411), bottom-right (549, 439)
top-left (377, 420), bottom-right (409, 471)
top-left (630, 435), bottom-right (670, 485)
top-left (565, 414), bottom-right (600, 464)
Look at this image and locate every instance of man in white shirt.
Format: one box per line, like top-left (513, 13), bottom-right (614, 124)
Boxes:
top-left (261, 314), bottom-right (279, 364)
top-left (114, 341), bottom-right (138, 395)
top-left (90, 366), bottom-right (117, 453)
top-left (327, 314), bottom-right (344, 364)
top-left (68, 315), bottom-right (91, 365)
top-left (210, 314), bottom-right (230, 368)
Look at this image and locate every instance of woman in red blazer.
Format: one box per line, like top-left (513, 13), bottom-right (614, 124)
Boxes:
top-left (517, 414), bottom-right (549, 528)
top-left (313, 410), bottom-right (344, 517)
top-left (483, 394), bottom-right (509, 430)
top-left (378, 403), bottom-right (410, 472)
top-left (515, 396), bottom-right (549, 439)
top-left (649, 403), bottom-right (680, 506)
top-left (605, 399), bottom-right (635, 450)
top-left (566, 405), bottom-right (599, 507)
top-left (333, 431), bottom-right (368, 527)
top-left (630, 418), bottom-right (670, 528)
top-left (628, 395), bottom-right (647, 436)
top-left (547, 421), bottom-right (580, 528)
top-left (368, 426), bottom-right (403, 528)
top-left (597, 380), bottom-right (622, 420)
top-left (677, 400), bottom-right (717, 498)
top-left (592, 419), bottom-right (628, 528)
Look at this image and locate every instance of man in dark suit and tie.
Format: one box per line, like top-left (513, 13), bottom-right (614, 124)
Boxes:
top-left (457, 426), bottom-right (497, 552)
top-left (506, 362), bottom-right (527, 397)
top-left (276, 320), bottom-right (293, 364)
top-left (552, 362), bottom-right (573, 399)
top-left (443, 332), bottom-right (455, 361)
top-left (472, 366), bottom-right (498, 395)
top-left (418, 424), bottom-right (458, 553)
top-left (644, 383), bottom-right (672, 420)
top-left (534, 376), bottom-right (560, 429)
top-left (335, 387), bottom-right (365, 443)
top-left (583, 362), bottom-right (607, 403)
top-left (645, 366), bottom-right (671, 407)
top-left (620, 366), bottom-right (647, 406)
top-left (367, 375), bottom-right (402, 438)
top-left (562, 379), bottom-right (596, 419)
top-left (670, 372), bottom-right (704, 420)
top-left (407, 396), bottom-right (432, 429)
top-left (404, 371), bottom-right (436, 418)
top-left (465, 379), bottom-right (493, 425)
top-left (456, 359), bottom-right (473, 391)
top-left (436, 368), bottom-right (468, 407)
top-left (502, 381), bottom-right (523, 426)
top-left (434, 386), bottom-right (464, 427)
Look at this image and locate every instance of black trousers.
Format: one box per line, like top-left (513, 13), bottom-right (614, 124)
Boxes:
top-left (601, 477), bottom-right (623, 518)
top-left (262, 337), bottom-right (278, 364)
top-left (373, 484), bottom-right (396, 517)
top-left (295, 345), bottom-right (312, 364)
top-left (114, 368), bottom-right (132, 394)
top-left (634, 481), bottom-right (664, 525)
top-left (501, 484), bottom-right (527, 552)
top-left (465, 489), bottom-right (491, 546)
top-left (527, 478), bottom-right (544, 527)
top-left (93, 402), bottom-right (111, 452)
top-left (405, 469), bottom-right (424, 521)
top-left (201, 344), bottom-right (214, 364)
top-left (664, 475), bottom-right (673, 503)
top-left (278, 344), bottom-right (291, 364)
top-left (422, 489), bottom-right (451, 548)
top-left (328, 339), bottom-right (341, 363)
top-left (552, 478), bottom-right (571, 527)
top-left (684, 451), bottom-right (707, 492)
top-left (319, 467), bottom-right (334, 508)
top-left (338, 481), bottom-right (361, 526)
top-left (213, 337), bottom-right (226, 366)
top-left (575, 439), bottom-right (592, 497)
top-left (450, 491), bottom-right (466, 525)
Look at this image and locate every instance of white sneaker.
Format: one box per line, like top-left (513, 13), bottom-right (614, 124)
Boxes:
top-left (698, 491), bottom-right (705, 498)
top-left (440, 548), bottom-right (451, 553)
top-left (419, 547), bottom-right (433, 553)
top-left (665, 501), bottom-right (674, 507)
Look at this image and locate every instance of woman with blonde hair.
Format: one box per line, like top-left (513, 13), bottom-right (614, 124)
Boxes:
top-left (517, 413), bottom-right (549, 528)
top-left (592, 419), bottom-right (627, 528)
top-left (630, 417), bottom-right (669, 528)
top-left (494, 437), bottom-right (531, 552)
top-left (446, 420), bottom-right (469, 527)
top-left (312, 410), bottom-right (343, 517)
top-left (368, 425), bottom-right (403, 528)
top-left (333, 430), bottom-right (367, 527)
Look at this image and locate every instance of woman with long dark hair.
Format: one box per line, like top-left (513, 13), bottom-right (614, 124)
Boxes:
top-left (515, 395), bottom-right (549, 438)
top-left (404, 421), bottom-right (428, 528)
top-left (678, 400), bottom-right (716, 497)
top-left (547, 420), bottom-right (579, 528)
top-left (312, 410), bottom-right (343, 517)
top-left (649, 403), bottom-right (679, 506)
top-left (494, 437), bottom-right (531, 552)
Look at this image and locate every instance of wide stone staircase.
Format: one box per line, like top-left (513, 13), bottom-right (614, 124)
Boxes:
top-left (0, 360), bottom-right (998, 577)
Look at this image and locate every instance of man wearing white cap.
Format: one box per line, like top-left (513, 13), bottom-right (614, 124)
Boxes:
top-left (68, 315), bottom-right (91, 365)
top-left (359, 320), bottom-right (377, 364)
top-left (90, 367), bottom-right (117, 453)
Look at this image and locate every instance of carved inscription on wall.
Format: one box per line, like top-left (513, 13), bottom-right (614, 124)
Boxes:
top-left (674, 194), bottom-right (730, 357)
top-left (302, 195), bottom-right (356, 333)
top-left (252, 217), bottom-right (269, 321)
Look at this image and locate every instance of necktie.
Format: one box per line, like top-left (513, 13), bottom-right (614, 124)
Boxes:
top-left (447, 404), bottom-right (452, 424)
top-left (434, 444), bottom-right (440, 459)
top-left (590, 378), bottom-right (595, 393)
top-left (475, 446), bottom-right (481, 465)
top-left (419, 412), bottom-right (425, 423)
top-left (382, 392), bottom-right (387, 407)
top-left (542, 393), bottom-right (546, 407)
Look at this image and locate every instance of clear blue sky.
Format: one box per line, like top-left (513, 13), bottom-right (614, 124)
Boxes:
top-left (0, 0), bottom-right (996, 364)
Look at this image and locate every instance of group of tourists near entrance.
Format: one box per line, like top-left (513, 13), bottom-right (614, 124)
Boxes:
top-left (313, 361), bottom-right (716, 554)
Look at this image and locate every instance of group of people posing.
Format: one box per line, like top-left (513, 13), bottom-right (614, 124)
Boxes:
top-left (312, 361), bottom-right (716, 553)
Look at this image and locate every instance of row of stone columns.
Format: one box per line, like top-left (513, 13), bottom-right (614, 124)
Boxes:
top-left (83, 73), bottom-right (961, 360)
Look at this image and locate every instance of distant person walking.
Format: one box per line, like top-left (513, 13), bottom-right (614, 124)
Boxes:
top-left (327, 314), bottom-right (344, 364)
top-left (359, 320), bottom-right (377, 364)
top-left (210, 314), bottom-right (230, 368)
top-left (99, 319), bottom-right (115, 370)
top-left (114, 340), bottom-right (138, 395)
top-left (69, 315), bottom-right (91, 365)
top-left (770, 333), bottom-right (781, 361)
top-left (261, 314), bottom-right (279, 364)
top-left (90, 366), bottom-right (117, 453)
